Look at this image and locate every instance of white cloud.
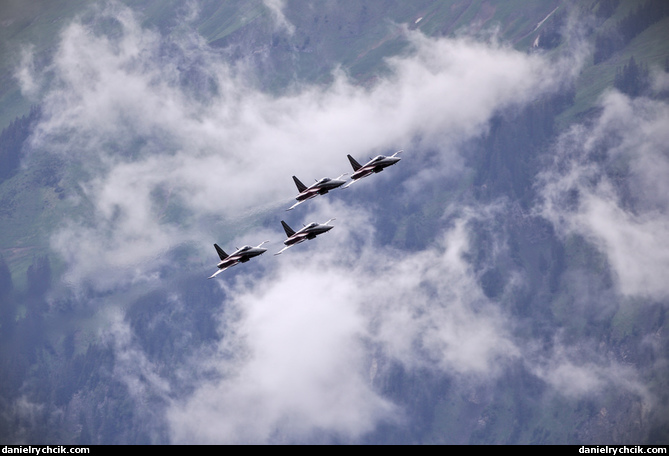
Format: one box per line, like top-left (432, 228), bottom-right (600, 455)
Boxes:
top-left (168, 265), bottom-right (396, 444)
top-left (528, 333), bottom-right (650, 401)
top-left (650, 67), bottom-right (669, 95)
top-left (15, 3), bottom-right (574, 292)
top-left (14, 45), bottom-right (39, 99)
top-left (361, 215), bottom-right (519, 376)
top-left (167, 203), bottom-right (520, 443)
top-left (538, 91), bottom-right (669, 301)
top-left (2, 396), bottom-right (45, 444)
top-left (103, 306), bottom-right (171, 401)
top-left (263, 0), bottom-right (295, 35)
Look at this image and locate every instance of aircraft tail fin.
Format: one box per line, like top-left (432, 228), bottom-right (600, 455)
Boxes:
top-left (281, 221), bottom-right (296, 238)
top-left (347, 154), bottom-right (362, 172)
top-left (292, 176), bottom-right (307, 193)
top-left (214, 243), bottom-right (228, 261)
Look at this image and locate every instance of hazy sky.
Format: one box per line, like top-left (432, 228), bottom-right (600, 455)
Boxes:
top-left (14, 1), bottom-right (667, 443)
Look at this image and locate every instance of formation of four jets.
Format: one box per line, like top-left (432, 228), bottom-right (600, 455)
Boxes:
top-left (208, 150), bottom-right (403, 278)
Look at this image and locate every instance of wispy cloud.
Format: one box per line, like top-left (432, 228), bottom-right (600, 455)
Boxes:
top-left (263, 0), bottom-right (295, 35)
top-left (538, 91), bottom-right (669, 301)
top-left (166, 201), bottom-right (520, 443)
top-left (527, 330), bottom-right (650, 401)
top-left (16, 3), bottom-right (573, 293)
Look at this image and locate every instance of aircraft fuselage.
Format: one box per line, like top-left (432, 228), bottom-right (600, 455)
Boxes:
top-left (209, 241), bottom-right (269, 278)
top-left (275, 219), bottom-right (335, 254)
top-left (216, 245), bottom-right (267, 269)
top-left (295, 177), bottom-right (347, 202)
top-left (284, 223), bottom-right (334, 246)
top-left (351, 155), bottom-right (401, 180)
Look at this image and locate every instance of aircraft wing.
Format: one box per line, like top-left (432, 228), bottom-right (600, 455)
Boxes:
top-left (342, 178), bottom-right (359, 189)
top-left (287, 199), bottom-right (306, 211)
top-left (208, 262), bottom-right (238, 279)
top-left (274, 244), bottom-right (294, 256)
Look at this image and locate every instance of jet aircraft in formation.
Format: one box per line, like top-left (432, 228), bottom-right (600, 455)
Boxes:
top-left (287, 174), bottom-right (348, 210)
top-left (343, 150), bottom-right (403, 188)
top-left (209, 150), bottom-right (403, 277)
top-left (275, 219), bottom-right (335, 255)
top-left (208, 241), bottom-right (269, 279)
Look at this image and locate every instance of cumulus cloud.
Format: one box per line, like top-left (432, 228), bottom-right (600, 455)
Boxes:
top-left (167, 202), bottom-right (520, 443)
top-left (361, 213), bottom-right (519, 376)
top-left (168, 265), bottom-right (395, 443)
top-left (538, 91), bottom-right (669, 301)
top-left (169, 195), bottom-right (650, 443)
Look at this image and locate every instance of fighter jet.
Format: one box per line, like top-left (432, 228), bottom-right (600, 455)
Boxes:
top-left (275, 219), bottom-right (335, 255)
top-left (208, 240), bottom-right (269, 278)
top-left (287, 174), bottom-right (348, 210)
top-left (343, 150), bottom-right (403, 188)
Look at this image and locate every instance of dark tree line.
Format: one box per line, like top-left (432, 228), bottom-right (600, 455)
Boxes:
top-left (618, 0), bottom-right (669, 43)
top-left (0, 255), bottom-right (12, 297)
top-left (614, 56), bottom-right (650, 97)
top-left (0, 256), bottom-right (14, 339)
top-left (472, 88), bottom-right (575, 207)
top-left (593, 0), bottom-right (669, 64)
top-left (0, 106), bottom-right (40, 182)
top-left (593, 29), bottom-right (623, 65)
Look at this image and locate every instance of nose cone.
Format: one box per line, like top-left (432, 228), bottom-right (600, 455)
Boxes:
top-left (251, 247), bottom-right (267, 257)
top-left (331, 179), bottom-right (347, 188)
top-left (323, 224), bottom-right (334, 233)
top-left (391, 156), bottom-right (401, 164)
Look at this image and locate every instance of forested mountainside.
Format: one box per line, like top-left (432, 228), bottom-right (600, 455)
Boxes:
top-left (0, 0), bottom-right (668, 444)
